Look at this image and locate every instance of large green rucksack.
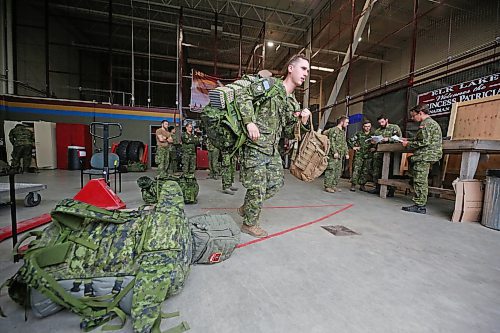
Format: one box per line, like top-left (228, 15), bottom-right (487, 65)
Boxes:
top-left (138, 175), bottom-right (199, 205)
top-left (4, 181), bottom-right (192, 333)
top-left (189, 214), bottom-right (241, 264)
top-left (201, 75), bottom-right (280, 154)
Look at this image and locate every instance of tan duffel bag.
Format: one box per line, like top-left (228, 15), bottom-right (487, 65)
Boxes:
top-left (290, 116), bottom-right (330, 182)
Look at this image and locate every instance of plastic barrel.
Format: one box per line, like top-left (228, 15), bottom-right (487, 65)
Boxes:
top-left (481, 169), bottom-right (500, 230)
top-left (68, 146), bottom-right (85, 170)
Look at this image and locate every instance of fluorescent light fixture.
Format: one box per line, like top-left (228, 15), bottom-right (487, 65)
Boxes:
top-left (358, 37), bottom-right (362, 42)
top-left (311, 65), bottom-right (335, 73)
top-left (275, 44), bottom-right (281, 51)
top-left (309, 79), bottom-right (317, 83)
top-left (267, 41), bottom-right (274, 47)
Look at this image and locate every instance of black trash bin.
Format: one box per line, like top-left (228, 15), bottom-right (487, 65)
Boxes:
top-left (68, 146), bottom-right (86, 170)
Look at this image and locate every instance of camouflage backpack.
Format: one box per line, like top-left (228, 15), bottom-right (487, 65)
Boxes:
top-left (3, 181), bottom-right (192, 333)
top-left (189, 214), bottom-right (241, 264)
top-left (138, 175), bottom-right (199, 205)
top-left (201, 75), bottom-right (281, 155)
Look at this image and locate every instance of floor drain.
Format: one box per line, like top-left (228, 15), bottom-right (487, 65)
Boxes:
top-left (321, 225), bottom-right (359, 236)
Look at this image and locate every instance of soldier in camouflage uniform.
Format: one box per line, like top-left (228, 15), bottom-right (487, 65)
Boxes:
top-left (155, 120), bottom-right (173, 177)
top-left (181, 123), bottom-right (200, 176)
top-left (348, 120), bottom-right (373, 191)
top-left (323, 116), bottom-right (349, 193)
top-left (237, 54), bottom-right (311, 238)
top-left (207, 138), bottom-right (221, 179)
top-left (401, 104), bottom-right (443, 214)
top-left (9, 123), bottom-right (35, 173)
top-left (368, 115), bottom-right (403, 195)
top-left (168, 125), bottom-right (180, 174)
top-left (221, 152), bottom-right (238, 195)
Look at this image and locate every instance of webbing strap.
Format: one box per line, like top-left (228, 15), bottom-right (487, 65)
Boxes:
top-left (161, 311), bottom-right (180, 319)
top-left (12, 230), bottom-right (43, 256)
top-left (80, 277), bottom-right (135, 309)
top-left (152, 315), bottom-right (190, 333)
top-left (67, 236), bottom-right (98, 250)
top-left (101, 307), bottom-right (127, 331)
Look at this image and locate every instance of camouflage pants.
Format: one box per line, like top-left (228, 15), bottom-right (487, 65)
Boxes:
top-left (372, 152), bottom-right (383, 184)
top-left (324, 156), bottom-right (343, 188)
top-left (11, 145), bottom-right (32, 172)
top-left (221, 154), bottom-right (235, 190)
top-left (409, 158), bottom-right (433, 206)
top-left (182, 153), bottom-right (196, 176)
top-left (351, 153), bottom-right (372, 185)
top-left (208, 149), bottom-right (220, 177)
top-left (155, 146), bottom-right (170, 177)
top-left (240, 148), bottom-right (283, 226)
top-left (168, 148), bottom-right (178, 174)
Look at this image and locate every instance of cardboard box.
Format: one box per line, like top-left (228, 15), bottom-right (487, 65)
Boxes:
top-left (451, 180), bottom-right (485, 222)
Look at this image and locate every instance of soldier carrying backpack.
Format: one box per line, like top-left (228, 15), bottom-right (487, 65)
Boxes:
top-left (201, 54), bottom-right (312, 238)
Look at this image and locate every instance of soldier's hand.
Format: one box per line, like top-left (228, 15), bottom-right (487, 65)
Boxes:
top-left (345, 155), bottom-right (349, 160)
top-left (353, 147), bottom-right (360, 151)
top-left (401, 139), bottom-right (409, 147)
top-left (300, 108), bottom-right (311, 124)
top-left (333, 153), bottom-right (339, 159)
top-left (167, 137), bottom-right (174, 143)
top-left (247, 122), bottom-right (260, 141)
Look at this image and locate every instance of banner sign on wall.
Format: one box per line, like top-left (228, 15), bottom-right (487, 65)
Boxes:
top-left (189, 70), bottom-right (223, 112)
top-left (417, 73), bottom-right (500, 115)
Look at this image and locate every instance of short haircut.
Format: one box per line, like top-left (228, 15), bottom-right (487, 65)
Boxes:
top-left (283, 53), bottom-right (309, 77)
top-left (363, 120), bottom-right (371, 125)
top-left (377, 115), bottom-right (387, 121)
top-left (168, 125), bottom-right (175, 131)
top-left (161, 119), bottom-right (169, 125)
top-left (410, 103), bottom-right (429, 114)
top-left (337, 116), bottom-right (348, 125)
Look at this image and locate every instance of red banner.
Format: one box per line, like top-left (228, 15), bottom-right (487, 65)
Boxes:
top-left (417, 73), bottom-right (500, 115)
top-left (189, 70), bottom-right (223, 112)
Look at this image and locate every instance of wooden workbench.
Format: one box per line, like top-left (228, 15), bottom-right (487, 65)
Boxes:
top-left (376, 139), bottom-right (500, 199)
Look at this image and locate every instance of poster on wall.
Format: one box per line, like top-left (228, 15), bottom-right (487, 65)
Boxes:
top-left (417, 73), bottom-right (500, 116)
top-left (189, 70), bottom-right (223, 112)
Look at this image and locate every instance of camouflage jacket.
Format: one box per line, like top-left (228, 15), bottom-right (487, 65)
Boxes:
top-left (374, 123), bottom-right (402, 143)
top-left (181, 132), bottom-right (200, 155)
top-left (206, 139), bottom-right (218, 152)
top-left (326, 126), bottom-right (348, 157)
top-left (9, 125), bottom-right (34, 146)
top-left (408, 117), bottom-right (443, 162)
top-left (236, 79), bottom-right (303, 156)
top-left (348, 131), bottom-right (373, 157)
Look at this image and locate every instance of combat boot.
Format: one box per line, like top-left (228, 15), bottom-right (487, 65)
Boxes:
top-left (241, 224), bottom-right (268, 238)
top-left (402, 204), bottom-right (426, 214)
top-left (230, 186), bottom-right (238, 191)
top-left (368, 185), bottom-right (380, 194)
top-left (222, 188), bottom-right (234, 195)
top-left (350, 184), bottom-right (356, 192)
top-left (334, 187), bottom-right (342, 192)
top-left (237, 205), bottom-right (245, 217)
top-left (359, 185), bottom-right (367, 192)
top-left (387, 187), bottom-right (395, 197)
top-left (324, 187), bottom-right (335, 193)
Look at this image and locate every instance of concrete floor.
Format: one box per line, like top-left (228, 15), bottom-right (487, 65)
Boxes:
top-left (1, 169), bottom-right (499, 333)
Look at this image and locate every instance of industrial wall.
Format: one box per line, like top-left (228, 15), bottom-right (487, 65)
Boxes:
top-left (322, 0), bottom-right (499, 125)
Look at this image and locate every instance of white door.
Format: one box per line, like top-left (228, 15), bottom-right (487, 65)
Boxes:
top-left (34, 121), bottom-right (57, 169)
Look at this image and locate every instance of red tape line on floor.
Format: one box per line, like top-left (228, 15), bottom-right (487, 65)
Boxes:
top-left (0, 213), bottom-right (52, 242)
top-left (236, 204), bottom-right (354, 249)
